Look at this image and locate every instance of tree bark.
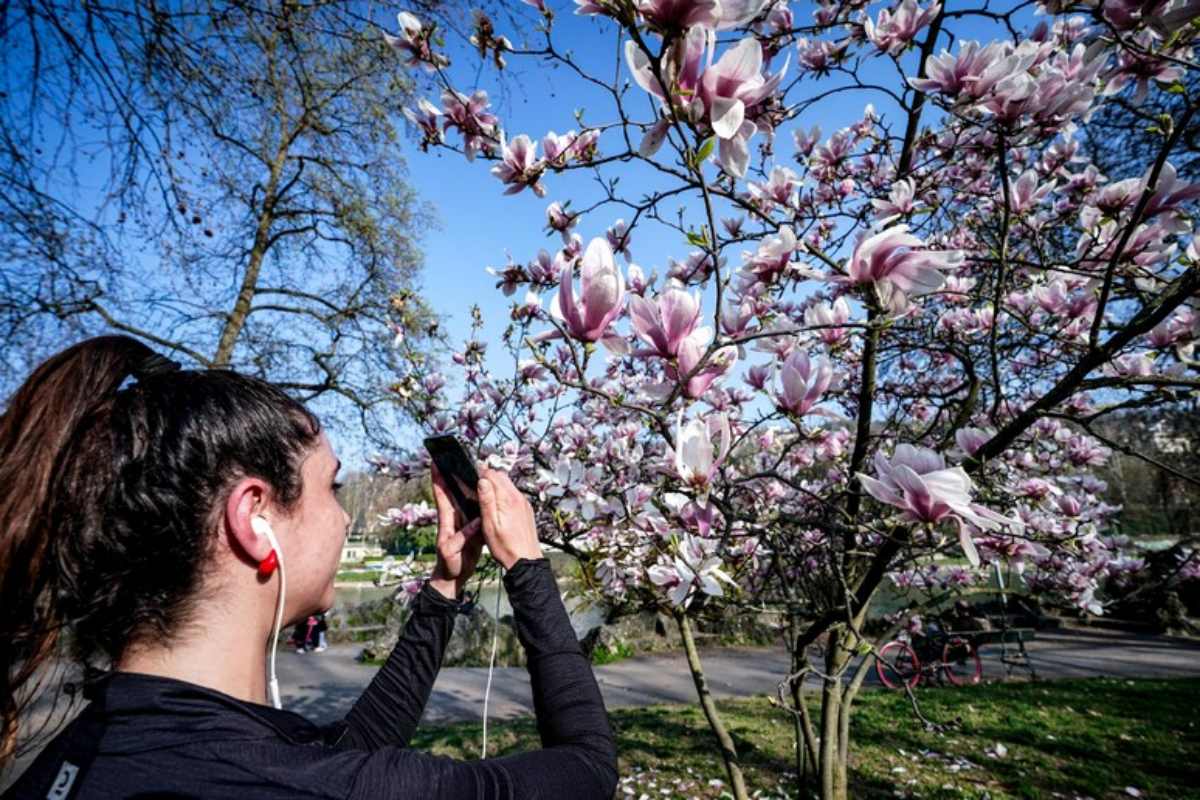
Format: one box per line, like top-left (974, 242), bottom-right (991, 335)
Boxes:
top-left (212, 27), bottom-right (290, 368)
top-left (677, 612), bottom-right (748, 800)
top-left (788, 632), bottom-right (819, 796)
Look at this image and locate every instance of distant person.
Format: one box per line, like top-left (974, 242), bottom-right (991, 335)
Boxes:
top-left (291, 619), bottom-right (310, 654)
top-left (0, 335), bottom-right (616, 798)
top-left (314, 612), bottom-right (328, 652)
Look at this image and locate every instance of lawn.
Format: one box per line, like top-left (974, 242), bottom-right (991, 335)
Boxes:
top-left (334, 570), bottom-right (377, 583)
top-left (409, 677), bottom-right (1200, 799)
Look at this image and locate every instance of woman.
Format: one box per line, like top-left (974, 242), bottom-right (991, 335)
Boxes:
top-left (0, 335), bottom-right (617, 798)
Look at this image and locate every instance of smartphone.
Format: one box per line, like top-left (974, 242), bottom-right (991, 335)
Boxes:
top-left (423, 434), bottom-right (481, 524)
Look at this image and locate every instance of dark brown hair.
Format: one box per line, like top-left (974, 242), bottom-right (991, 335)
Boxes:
top-left (0, 335), bottom-right (321, 764)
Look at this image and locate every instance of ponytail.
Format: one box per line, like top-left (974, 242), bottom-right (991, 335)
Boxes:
top-left (0, 336), bottom-right (152, 762)
top-left (0, 335), bottom-right (321, 766)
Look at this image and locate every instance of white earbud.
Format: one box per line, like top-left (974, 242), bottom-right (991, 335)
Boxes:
top-left (251, 514), bottom-right (277, 551)
top-left (253, 514), bottom-right (286, 710)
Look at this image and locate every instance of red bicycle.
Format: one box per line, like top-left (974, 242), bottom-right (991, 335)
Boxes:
top-left (876, 629), bottom-right (983, 689)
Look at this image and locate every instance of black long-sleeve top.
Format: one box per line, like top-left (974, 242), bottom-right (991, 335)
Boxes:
top-left (3, 558), bottom-right (618, 799)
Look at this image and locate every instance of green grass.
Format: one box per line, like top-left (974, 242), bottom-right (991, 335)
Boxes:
top-left (590, 640), bottom-right (635, 666)
top-left (410, 677), bottom-right (1200, 799)
top-left (334, 571), bottom-right (377, 582)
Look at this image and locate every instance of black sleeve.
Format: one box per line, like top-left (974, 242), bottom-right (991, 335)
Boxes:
top-left (330, 579), bottom-right (465, 750)
top-left (345, 557), bottom-right (618, 800)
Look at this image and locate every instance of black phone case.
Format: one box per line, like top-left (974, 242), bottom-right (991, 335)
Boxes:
top-left (423, 435), bottom-right (482, 522)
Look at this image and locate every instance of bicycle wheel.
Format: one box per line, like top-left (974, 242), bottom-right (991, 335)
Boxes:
top-left (876, 641), bottom-right (920, 689)
top-left (941, 637), bottom-right (983, 686)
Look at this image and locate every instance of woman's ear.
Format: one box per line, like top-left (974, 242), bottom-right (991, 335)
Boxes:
top-left (224, 477), bottom-right (274, 564)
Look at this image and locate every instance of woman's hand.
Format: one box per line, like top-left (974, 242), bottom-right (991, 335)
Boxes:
top-left (428, 463), bottom-right (485, 600)
top-left (476, 467), bottom-right (543, 570)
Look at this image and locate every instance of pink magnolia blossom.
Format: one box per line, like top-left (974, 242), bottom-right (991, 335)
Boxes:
top-left (625, 25), bottom-right (707, 108)
top-left (776, 351), bottom-right (834, 416)
top-left (1033, 279), bottom-right (1097, 321)
top-left (1105, 352), bottom-right (1155, 378)
top-left (1057, 495), bottom-right (1083, 517)
top-left (864, 0), bottom-right (941, 56)
top-left (491, 133), bottom-right (548, 197)
top-left (1016, 478), bottom-right (1063, 502)
top-left (738, 226), bottom-right (800, 288)
top-left (536, 237), bottom-right (626, 344)
top-left (745, 363), bottom-right (772, 389)
top-left (857, 444), bottom-right (1023, 566)
top-left (568, 129), bottom-right (602, 162)
top-left (667, 250), bottom-right (721, 284)
top-left (440, 89), bottom-right (500, 161)
top-left (746, 166), bottom-right (801, 211)
top-left (379, 501), bottom-right (438, 529)
top-left (1142, 162), bottom-right (1200, 221)
top-left (966, 40), bottom-right (1102, 127)
top-left (909, 40), bottom-right (1009, 97)
top-left (675, 410), bottom-right (732, 502)
top-left (793, 124), bottom-right (821, 156)
top-left (630, 286), bottom-right (705, 358)
top-left (795, 37), bottom-right (849, 74)
top-left (844, 225), bottom-right (963, 312)
top-left (537, 457), bottom-right (608, 521)
top-left (403, 99), bottom-right (444, 147)
top-left (606, 218), bottom-right (633, 261)
top-left (627, 264), bottom-right (655, 295)
top-left (383, 12), bottom-right (449, 72)
top-left (545, 201), bottom-right (579, 243)
top-left (648, 534), bottom-right (736, 608)
top-left (804, 297), bottom-right (852, 345)
top-left (719, 296), bottom-right (756, 337)
top-left (1104, 32), bottom-right (1186, 104)
top-left (1135, 0), bottom-right (1200, 35)
top-left (380, 553), bottom-right (432, 605)
top-left (632, 0), bottom-right (769, 30)
top-left (639, 118), bottom-right (671, 157)
top-left (955, 427), bottom-right (992, 456)
top-left (539, 131), bottom-right (576, 168)
top-left (1008, 169), bottom-right (1056, 213)
top-left (700, 36), bottom-right (792, 176)
top-left (674, 341), bottom-right (739, 398)
top-left (871, 178), bottom-right (916, 223)
top-left (976, 535), bottom-right (1049, 573)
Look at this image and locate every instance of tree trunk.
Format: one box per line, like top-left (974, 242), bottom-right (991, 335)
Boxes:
top-left (816, 629), bottom-right (854, 800)
top-left (213, 27), bottom-right (291, 368)
top-left (676, 612), bottom-right (748, 800)
top-left (212, 155), bottom-right (283, 366)
top-left (787, 620), bottom-right (819, 796)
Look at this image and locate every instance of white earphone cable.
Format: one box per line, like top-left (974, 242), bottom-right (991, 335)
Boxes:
top-left (480, 565), bottom-right (504, 759)
top-left (261, 524), bottom-right (286, 710)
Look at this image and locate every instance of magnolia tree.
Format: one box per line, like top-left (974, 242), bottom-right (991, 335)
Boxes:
top-left (372, 2), bottom-right (1200, 797)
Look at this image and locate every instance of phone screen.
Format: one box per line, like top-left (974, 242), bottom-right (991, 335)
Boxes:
top-left (423, 435), bottom-right (481, 523)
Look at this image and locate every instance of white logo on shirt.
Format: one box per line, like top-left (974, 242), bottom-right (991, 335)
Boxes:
top-left (46, 761), bottom-right (79, 800)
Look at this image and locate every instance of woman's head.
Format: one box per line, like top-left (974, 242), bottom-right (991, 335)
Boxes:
top-left (0, 335), bottom-right (349, 761)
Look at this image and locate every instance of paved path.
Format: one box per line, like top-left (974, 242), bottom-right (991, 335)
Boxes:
top-left (275, 626), bottom-right (1200, 726)
top-left (5, 627), bottom-right (1199, 792)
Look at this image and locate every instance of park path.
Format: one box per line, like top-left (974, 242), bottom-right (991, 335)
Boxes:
top-left (5, 627), bottom-right (1199, 793)
top-left (274, 626), bottom-right (1200, 726)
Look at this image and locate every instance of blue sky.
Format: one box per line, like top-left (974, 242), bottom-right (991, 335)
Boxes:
top-left (389, 2), bottom-right (1018, 466)
top-left (402, 2), bottom-right (1014, 351)
top-left (8, 1), bottom-right (1030, 467)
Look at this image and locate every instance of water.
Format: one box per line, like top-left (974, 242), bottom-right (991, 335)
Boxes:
top-left (331, 583), bottom-right (395, 611)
